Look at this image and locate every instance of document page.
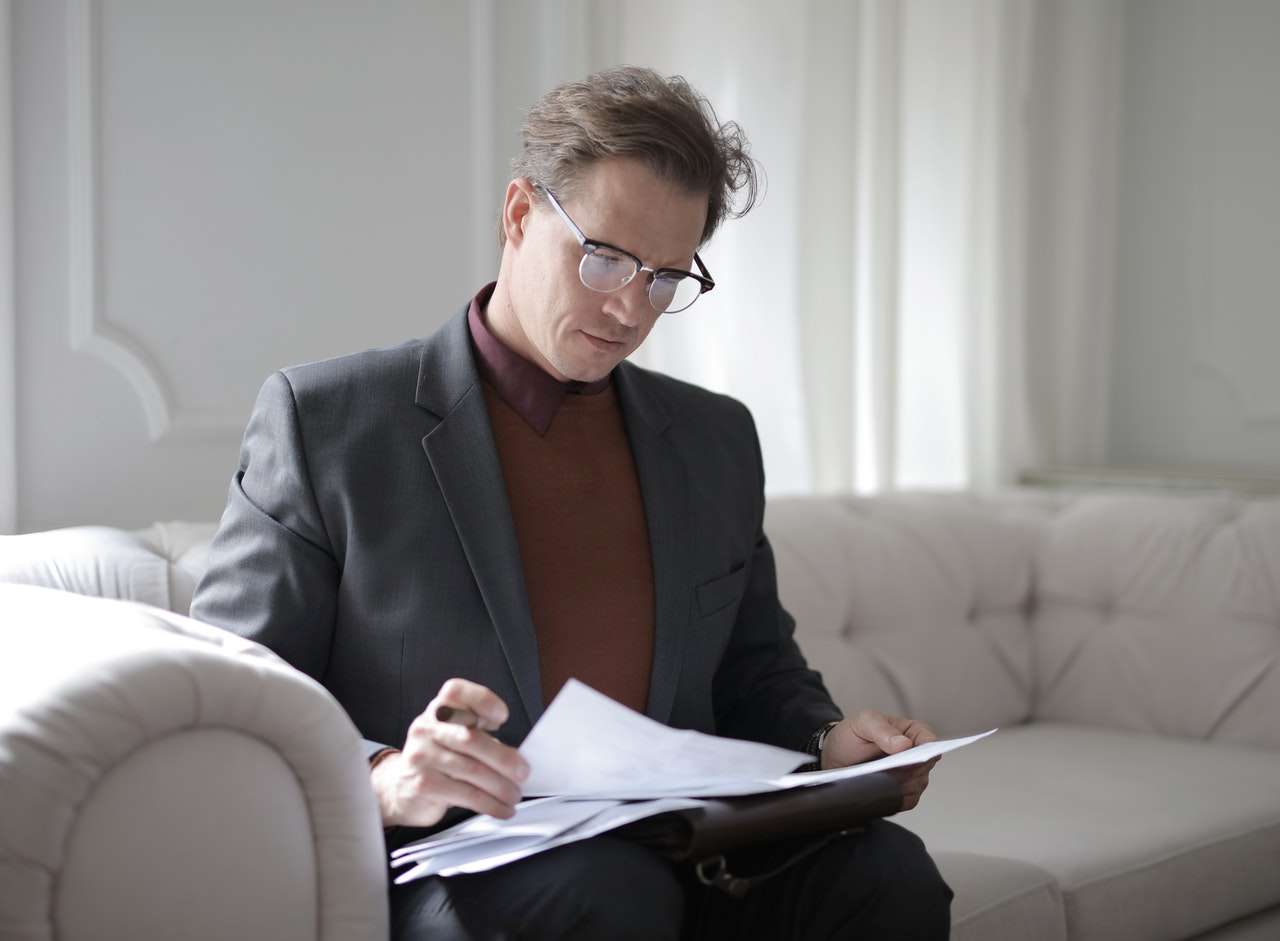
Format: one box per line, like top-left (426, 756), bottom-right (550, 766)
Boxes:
top-left (520, 678), bottom-right (812, 796)
top-left (388, 681), bottom-right (999, 885)
top-left (768, 728), bottom-right (998, 789)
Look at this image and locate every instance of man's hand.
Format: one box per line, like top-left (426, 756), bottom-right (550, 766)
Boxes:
top-left (819, 710), bottom-right (940, 813)
top-left (371, 678), bottom-right (531, 828)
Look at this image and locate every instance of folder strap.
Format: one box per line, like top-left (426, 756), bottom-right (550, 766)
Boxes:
top-left (693, 827), bottom-right (863, 899)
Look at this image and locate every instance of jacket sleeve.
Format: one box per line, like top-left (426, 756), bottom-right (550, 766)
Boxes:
top-left (711, 408), bottom-right (843, 753)
top-left (189, 371), bottom-right (391, 762)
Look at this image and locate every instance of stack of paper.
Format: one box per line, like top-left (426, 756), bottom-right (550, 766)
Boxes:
top-left (390, 679), bottom-right (996, 884)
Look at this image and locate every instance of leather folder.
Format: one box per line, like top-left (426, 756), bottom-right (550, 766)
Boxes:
top-left (614, 770), bottom-right (903, 863)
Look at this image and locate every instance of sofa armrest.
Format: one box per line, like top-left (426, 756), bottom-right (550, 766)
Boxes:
top-left (0, 584), bottom-right (387, 941)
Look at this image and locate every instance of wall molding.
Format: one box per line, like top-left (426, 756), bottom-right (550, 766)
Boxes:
top-left (1, 0), bottom-right (16, 532)
top-left (66, 0), bottom-right (240, 442)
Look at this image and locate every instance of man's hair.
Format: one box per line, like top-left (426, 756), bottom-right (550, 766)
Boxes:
top-left (504, 66), bottom-right (760, 248)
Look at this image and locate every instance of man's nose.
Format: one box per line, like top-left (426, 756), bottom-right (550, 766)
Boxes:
top-left (602, 276), bottom-right (650, 328)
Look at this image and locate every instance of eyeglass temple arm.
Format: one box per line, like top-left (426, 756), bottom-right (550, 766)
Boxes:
top-left (693, 253), bottom-right (715, 292)
top-left (536, 184), bottom-right (588, 246)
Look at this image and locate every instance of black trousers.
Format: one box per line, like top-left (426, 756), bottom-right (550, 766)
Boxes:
top-left (388, 819), bottom-right (953, 940)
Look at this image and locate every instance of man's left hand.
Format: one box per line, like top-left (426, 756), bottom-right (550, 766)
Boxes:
top-left (820, 710), bottom-right (941, 813)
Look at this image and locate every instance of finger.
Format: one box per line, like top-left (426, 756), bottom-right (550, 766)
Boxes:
top-left (415, 767), bottom-right (518, 820)
top-left (853, 710), bottom-right (914, 754)
top-left (898, 718), bottom-right (939, 746)
top-left (429, 679), bottom-right (511, 731)
top-left (428, 721), bottom-right (531, 786)
top-left (416, 738), bottom-right (525, 808)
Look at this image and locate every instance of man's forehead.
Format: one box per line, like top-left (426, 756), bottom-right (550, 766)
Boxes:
top-left (564, 159), bottom-right (706, 265)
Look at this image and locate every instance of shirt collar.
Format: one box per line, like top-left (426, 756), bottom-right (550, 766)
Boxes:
top-left (466, 282), bottom-right (610, 435)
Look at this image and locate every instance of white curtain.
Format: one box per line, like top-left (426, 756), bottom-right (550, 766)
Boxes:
top-left (592, 0), bottom-right (1122, 494)
top-left (1, 0), bottom-right (16, 533)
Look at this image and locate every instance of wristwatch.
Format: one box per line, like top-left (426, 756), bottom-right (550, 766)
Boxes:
top-left (800, 719), bottom-right (842, 772)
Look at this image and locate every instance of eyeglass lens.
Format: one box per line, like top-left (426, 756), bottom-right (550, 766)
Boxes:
top-left (579, 247), bottom-right (702, 313)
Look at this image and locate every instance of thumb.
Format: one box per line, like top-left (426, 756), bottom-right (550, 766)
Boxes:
top-left (859, 713), bottom-right (913, 754)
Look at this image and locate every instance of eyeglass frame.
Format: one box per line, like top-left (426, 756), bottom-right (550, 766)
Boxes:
top-left (535, 184), bottom-right (716, 313)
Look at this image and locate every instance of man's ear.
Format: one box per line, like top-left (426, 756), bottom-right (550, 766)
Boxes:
top-left (502, 178), bottom-right (537, 248)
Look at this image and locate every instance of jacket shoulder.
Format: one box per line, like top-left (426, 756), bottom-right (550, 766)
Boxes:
top-left (624, 362), bottom-right (756, 433)
top-left (277, 337), bottom-right (424, 402)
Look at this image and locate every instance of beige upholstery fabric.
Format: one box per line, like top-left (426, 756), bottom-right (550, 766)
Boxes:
top-left (767, 494), bottom-right (1043, 737)
top-left (1190, 905), bottom-right (1280, 940)
top-left (1032, 495), bottom-right (1280, 749)
top-left (0, 526), bottom-right (175, 609)
top-left (896, 723), bottom-right (1280, 941)
top-left (932, 851), bottom-right (1066, 941)
top-left (57, 729), bottom-right (317, 941)
top-left (0, 584), bottom-right (388, 941)
top-left (133, 521), bottom-right (218, 615)
top-left (0, 522), bottom-right (216, 615)
top-left (772, 491), bottom-right (1280, 750)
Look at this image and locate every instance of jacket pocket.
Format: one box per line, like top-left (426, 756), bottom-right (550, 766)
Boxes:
top-left (695, 563), bottom-right (748, 619)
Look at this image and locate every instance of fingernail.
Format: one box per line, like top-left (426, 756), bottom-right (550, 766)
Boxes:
top-left (894, 735), bottom-right (911, 748)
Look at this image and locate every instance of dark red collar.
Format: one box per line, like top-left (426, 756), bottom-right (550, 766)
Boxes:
top-left (467, 282), bottom-right (610, 435)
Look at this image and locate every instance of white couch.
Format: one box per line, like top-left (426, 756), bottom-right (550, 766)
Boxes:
top-left (2, 491), bottom-right (1279, 940)
top-left (0, 527), bottom-right (387, 941)
top-left (771, 491), bottom-right (1280, 941)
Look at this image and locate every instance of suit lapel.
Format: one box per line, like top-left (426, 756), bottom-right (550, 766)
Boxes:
top-left (416, 309), bottom-right (544, 729)
top-left (616, 362), bottom-right (693, 726)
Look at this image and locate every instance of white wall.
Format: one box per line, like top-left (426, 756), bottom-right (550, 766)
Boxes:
top-left (1, 0), bottom-right (16, 534)
top-left (1106, 0), bottom-right (1280, 471)
top-left (11, 0), bottom-right (582, 532)
top-left (9, 1), bottom-right (1278, 533)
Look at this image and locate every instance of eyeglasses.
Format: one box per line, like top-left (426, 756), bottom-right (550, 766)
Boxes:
top-left (538, 185), bottom-right (715, 314)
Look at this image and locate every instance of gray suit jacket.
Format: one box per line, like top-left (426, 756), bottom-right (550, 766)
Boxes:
top-left (191, 303), bottom-right (840, 768)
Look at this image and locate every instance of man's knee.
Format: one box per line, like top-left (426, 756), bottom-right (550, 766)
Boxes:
top-left (534, 837), bottom-right (684, 940)
top-left (855, 820), bottom-right (953, 934)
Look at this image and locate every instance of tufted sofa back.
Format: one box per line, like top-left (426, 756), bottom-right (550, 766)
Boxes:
top-left (0, 522), bottom-right (216, 615)
top-left (5, 490), bottom-right (1279, 750)
top-left (766, 491), bottom-right (1280, 750)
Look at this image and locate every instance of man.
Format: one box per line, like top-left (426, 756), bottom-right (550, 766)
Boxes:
top-left (192, 66), bottom-right (952, 939)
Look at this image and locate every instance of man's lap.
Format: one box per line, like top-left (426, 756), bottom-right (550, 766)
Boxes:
top-left (389, 835), bottom-right (683, 941)
top-left (388, 819), bottom-right (952, 940)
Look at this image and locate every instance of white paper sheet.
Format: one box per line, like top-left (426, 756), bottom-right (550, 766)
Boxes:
top-left (767, 728), bottom-right (997, 789)
top-left (390, 797), bottom-right (616, 864)
top-left (392, 796), bottom-right (705, 884)
top-left (387, 680), bottom-right (1000, 885)
top-left (519, 678), bottom-right (813, 796)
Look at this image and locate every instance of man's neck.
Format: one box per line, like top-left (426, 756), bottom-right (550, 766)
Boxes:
top-left (484, 278), bottom-right (569, 383)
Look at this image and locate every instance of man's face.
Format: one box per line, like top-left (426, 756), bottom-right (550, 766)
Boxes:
top-left (504, 157), bottom-right (708, 383)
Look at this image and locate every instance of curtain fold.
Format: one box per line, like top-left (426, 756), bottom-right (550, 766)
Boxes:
top-left (601, 0), bottom-right (1119, 494)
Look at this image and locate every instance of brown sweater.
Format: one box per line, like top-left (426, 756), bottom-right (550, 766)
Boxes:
top-left (481, 380), bottom-right (655, 713)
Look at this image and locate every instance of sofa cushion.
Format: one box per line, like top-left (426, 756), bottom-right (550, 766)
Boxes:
top-left (1033, 495), bottom-right (1280, 750)
top-left (931, 851), bottom-right (1066, 941)
top-left (767, 494), bottom-right (1043, 736)
top-left (897, 722), bottom-right (1280, 941)
top-left (0, 526), bottom-right (174, 609)
top-left (0, 522), bottom-right (218, 615)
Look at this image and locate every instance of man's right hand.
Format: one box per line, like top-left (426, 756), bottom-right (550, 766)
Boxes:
top-left (370, 678), bottom-right (531, 828)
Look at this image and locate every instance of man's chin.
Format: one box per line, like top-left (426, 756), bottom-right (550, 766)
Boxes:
top-left (550, 351), bottom-right (620, 384)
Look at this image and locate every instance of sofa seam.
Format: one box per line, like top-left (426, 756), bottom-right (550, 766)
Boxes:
top-left (1062, 814), bottom-right (1280, 894)
top-left (952, 874), bottom-right (1063, 926)
top-left (50, 722), bottom-right (324, 939)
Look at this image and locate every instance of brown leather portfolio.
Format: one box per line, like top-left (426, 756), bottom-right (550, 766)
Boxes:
top-left (614, 770), bottom-right (903, 863)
